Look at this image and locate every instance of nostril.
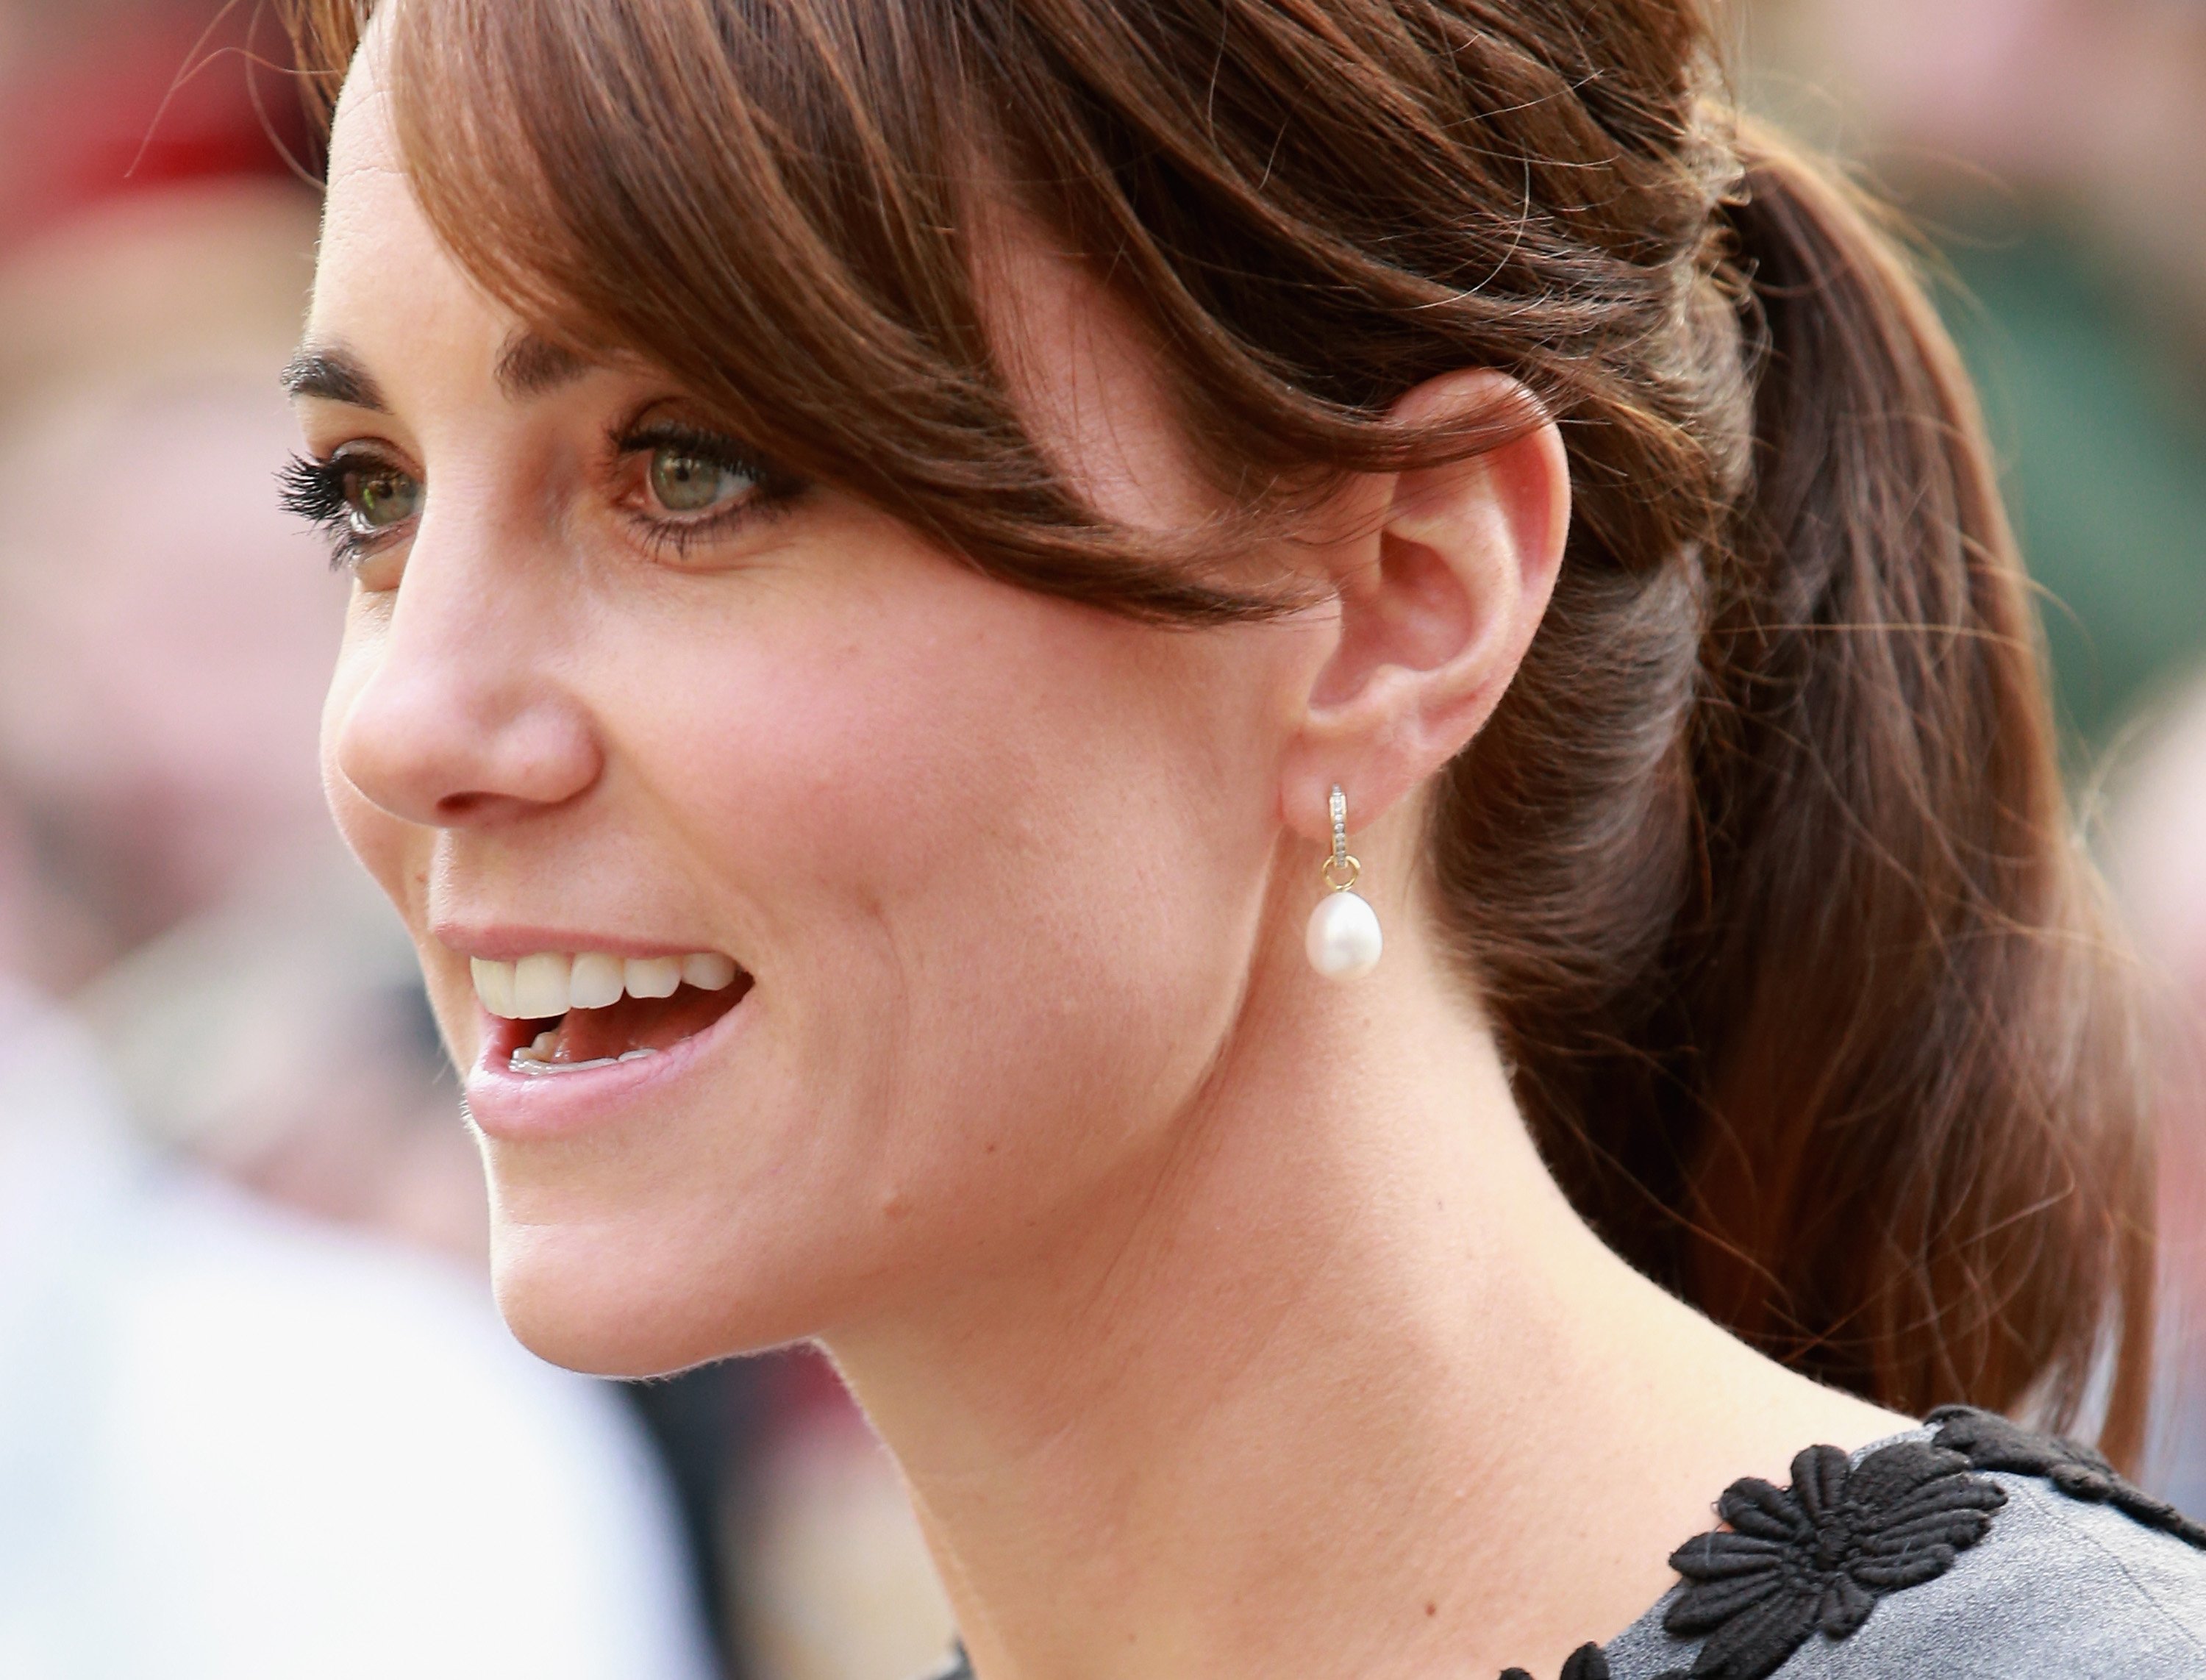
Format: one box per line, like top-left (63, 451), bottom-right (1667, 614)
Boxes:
top-left (436, 791), bottom-right (495, 822)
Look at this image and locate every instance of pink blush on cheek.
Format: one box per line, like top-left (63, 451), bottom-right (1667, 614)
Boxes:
top-left (627, 531), bottom-right (1178, 923)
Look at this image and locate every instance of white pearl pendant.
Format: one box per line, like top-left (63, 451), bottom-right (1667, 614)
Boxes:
top-left (1306, 888), bottom-right (1382, 980)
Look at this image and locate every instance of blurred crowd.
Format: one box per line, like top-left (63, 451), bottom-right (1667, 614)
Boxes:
top-left (0, 1), bottom-right (2199, 1676)
top-left (0, 4), bottom-right (949, 1679)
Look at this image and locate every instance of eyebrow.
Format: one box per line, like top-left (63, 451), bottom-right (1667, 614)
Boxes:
top-left (281, 345), bottom-right (387, 410)
top-left (493, 330), bottom-right (593, 400)
top-left (279, 331), bottom-right (596, 410)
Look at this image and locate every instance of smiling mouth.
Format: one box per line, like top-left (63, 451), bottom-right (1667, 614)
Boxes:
top-left (471, 951), bottom-right (752, 1076)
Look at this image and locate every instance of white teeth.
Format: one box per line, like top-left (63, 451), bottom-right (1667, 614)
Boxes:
top-left (682, 952), bottom-right (738, 991)
top-left (471, 957), bottom-right (518, 1019)
top-left (511, 1053), bottom-right (618, 1076)
top-left (624, 956), bottom-right (682, 999)
top-left (468, 949), bottom-right (740, 1019)
top-left (505, 1044), bottom-right (662, 1076)
top-left (569, 951), bottom-right (626, 1011)
top-left (513, 952), bottom-right (573, 1019)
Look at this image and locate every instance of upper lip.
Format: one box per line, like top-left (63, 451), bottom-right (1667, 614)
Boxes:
top-left (432, 923), bottom-right (734, 963)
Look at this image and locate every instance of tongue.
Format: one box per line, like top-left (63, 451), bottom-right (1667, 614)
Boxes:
top-left (552, 979), bottom-right (750, 1062)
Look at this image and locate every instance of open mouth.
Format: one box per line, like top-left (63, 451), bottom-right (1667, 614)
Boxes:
top-left (469, 950), bottom-right (752, 1076)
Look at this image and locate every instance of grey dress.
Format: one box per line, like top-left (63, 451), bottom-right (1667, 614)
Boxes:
top-left (927, 1407), bottom-right (2206, 1679)
top-left (1554, 1407), bottom-right (2206, 1679)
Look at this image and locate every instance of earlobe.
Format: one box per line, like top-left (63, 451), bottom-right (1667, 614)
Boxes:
top-left (1279, 371), bottom-right (1568, 845)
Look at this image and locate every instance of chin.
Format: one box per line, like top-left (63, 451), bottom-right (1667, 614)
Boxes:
top-left (485, 1214), bottom-right (829, 1378)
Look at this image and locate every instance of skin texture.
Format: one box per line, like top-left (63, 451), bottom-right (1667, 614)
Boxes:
top-left (304, 37), bottom-right (1911, 1680)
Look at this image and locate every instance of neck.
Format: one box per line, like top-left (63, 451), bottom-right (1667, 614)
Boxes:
top-left (827, 890), bottom-right (1902, 1680)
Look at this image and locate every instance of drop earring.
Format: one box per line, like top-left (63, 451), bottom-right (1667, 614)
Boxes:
top-left (1305, 785), bottom-right (1382, 980)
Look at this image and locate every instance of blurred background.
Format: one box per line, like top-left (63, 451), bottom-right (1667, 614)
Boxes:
top-left (0, 4), bottom-right (952, 1678)
top-left (0, 1), bottom-right (2198, 1675)
top-left (1735, 0), bottom-right (2206, 1507)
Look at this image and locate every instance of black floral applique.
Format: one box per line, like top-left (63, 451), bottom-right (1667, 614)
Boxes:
top-left (1928, 1404), bottom-right (2206, 1549)
top-left (1652, 1437), bottom-right (2007, 1680)
top-left (1499, 1640), bottom-right (1612, 1680)
top-left (1493, 1438), bottom-right (2007, 1680)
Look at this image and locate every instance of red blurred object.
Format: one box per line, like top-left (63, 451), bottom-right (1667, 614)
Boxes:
top-left (0, 5), bottom-right (312, 259)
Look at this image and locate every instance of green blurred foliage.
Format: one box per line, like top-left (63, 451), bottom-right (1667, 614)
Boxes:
top-left (1933, 228), bottom-right (2206, 756)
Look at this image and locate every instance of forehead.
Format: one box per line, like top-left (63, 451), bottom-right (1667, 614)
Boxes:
top-left (308, 59), bottom-right (514, 390)
top-left (306, 29), bottom-right (1207, 536)
top-left (320, 36), bottom-right (410, 276)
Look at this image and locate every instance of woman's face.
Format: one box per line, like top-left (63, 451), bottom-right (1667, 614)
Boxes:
top-left (301, 72), bottom-right (1327, 1373)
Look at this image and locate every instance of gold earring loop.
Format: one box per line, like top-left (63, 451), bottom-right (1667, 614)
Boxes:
top-left (1307, 783), bottom-right (1382, 980)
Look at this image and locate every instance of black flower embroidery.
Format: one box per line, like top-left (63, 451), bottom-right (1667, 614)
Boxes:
top-left (1929, 1404), bottom-right (2206, 1549)
top-left (1655, 1439), bottom-right (2006, 1680)
top-left (1499, 1640), bottom-right (1610, 1680)
top-left (949, 1409), bottom-right (2206, 1680)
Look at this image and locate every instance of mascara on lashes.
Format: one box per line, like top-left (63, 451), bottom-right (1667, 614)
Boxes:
top-left (279, 422), bottom-right (803, 571)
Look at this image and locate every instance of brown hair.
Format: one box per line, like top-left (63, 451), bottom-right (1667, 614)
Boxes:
top-left (282, 0), bottom-right (2153, 1462)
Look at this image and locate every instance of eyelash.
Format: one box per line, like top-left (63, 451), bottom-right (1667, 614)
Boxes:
top-left (613, 420), bottom-right (804, 559)
top-left (276, 450), bottom-right (378, 573)
top-left (277, 421), bottom-right (804, 574)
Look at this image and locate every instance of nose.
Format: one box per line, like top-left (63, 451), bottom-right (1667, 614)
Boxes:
top-left (331, 511), bottom-right (602, 829)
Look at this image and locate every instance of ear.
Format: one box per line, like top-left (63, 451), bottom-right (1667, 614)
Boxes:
top-left (1279, 370), bottom-right (1568, 846)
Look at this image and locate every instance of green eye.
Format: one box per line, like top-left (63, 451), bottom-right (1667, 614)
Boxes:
top-left (347, 464), bottom-right (421, 530)
top-left (649, 445), bottom-right (753, 514)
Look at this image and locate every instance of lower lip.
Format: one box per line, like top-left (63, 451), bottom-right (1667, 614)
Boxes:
top-left (462, 993), bottom-right (752, 1143)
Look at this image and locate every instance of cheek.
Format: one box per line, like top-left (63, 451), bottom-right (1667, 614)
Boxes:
top-left (590, 546), bottom-right (1282, 1288)
top-left (690, 585), bottom-right (1236, 1009)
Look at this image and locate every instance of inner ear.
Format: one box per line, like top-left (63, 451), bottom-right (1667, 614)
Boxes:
top-left (1310, 517), bottom-right (1482, 708)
